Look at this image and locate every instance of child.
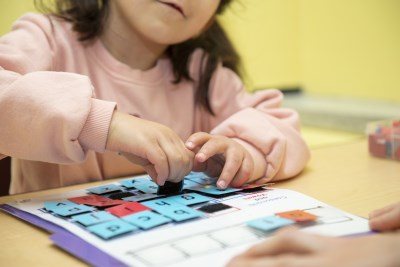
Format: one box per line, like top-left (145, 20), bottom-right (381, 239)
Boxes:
top-left (227, 201), bottom-right (400, 267)
top-left (0, 0), bottom-right (310, 194)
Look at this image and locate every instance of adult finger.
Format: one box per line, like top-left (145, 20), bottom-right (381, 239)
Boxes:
top-left (227, 254), bottom-right (321, 267)
top-left (369, 202), bottom-right (399, 219)
top-left (242, 228), bottom-right (325, 257)
top-left (369, 204), bottom-right (400, 231)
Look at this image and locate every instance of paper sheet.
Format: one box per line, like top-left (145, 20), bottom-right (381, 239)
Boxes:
top-left (3, 183), bottom-right (370, 267)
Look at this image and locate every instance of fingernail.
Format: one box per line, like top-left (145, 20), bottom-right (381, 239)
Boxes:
top-left (185, 141), bottom-right (194, 148)
top-left (196, 153), bottom-right (206, 162)
top-left (217, 180), bottom-right (226, 189)
top-left (157, 177), bottom-right (165, 186)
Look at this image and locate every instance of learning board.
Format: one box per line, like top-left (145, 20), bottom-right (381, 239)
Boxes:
top-left (1, 172), bottom-right (371, 267)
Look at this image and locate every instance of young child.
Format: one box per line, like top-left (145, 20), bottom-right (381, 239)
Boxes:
top-left (0, 0), bottom-right (310, 194)
top-left (227, 201), bottom-right (400, 267)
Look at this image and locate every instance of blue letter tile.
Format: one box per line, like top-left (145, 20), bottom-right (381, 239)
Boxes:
top-left (87, 184), bottom-right (122, 195)
top-left (53, 204), bottom-right (96, 217)
top-left (123, 210), bottom-right (172, 230)
top-left (166, 193), bottom-right (212, 206)
top-left (141, 198), bottom-right (178, 212)
top-left (132, 181), bottom-right (159, 194)
top-left (72, 211), bottom-right (118, 226)
top-left (87, 219), bottom-right (138, 239)
top-left (157, 206), bottom-right (204, 222)
top-left (44, 200), bottom-right (76, 212)
top-left (247, 215), bottom-right (294, 232)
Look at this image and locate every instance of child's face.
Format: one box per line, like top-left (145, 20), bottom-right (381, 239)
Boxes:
top-left (109, 0), bottom-right (220, 45)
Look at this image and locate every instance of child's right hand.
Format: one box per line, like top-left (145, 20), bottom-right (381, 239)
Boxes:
top-left (185, 132), bottom-right (255, 189)
top-left (106, 111), bottom-right (194, 185)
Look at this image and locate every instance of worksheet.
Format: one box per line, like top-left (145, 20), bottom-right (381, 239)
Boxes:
top-left (1, 172), bottom-right (371, 267)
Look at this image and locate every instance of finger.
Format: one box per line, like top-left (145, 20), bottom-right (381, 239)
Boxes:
top-left (185, 132), bottom-right (210, 150)
top-left (216, 158), bottom-right (243, 189)
top-left (145, 145), bottom-right (169, 186)
top-left (229, 156), bottom-right (253, 188)
top-left (242, 229), bottom-right (325, 257)
top-left (142, 164), bottom-right (158, 182)
top-left (190, 135), bottom-right (227, 172)
top-left (194, 136), bottom-right (225, 164)
top-left (191, 157), bottom-right (208, 172)
top-left (192, 157), bottom-right (224, 180)
top-left (215, 147), bottom-right (244, 189)
top-left (369, 204), bottom-right (400, 231)
top-left (173, 141), bottom-right (194, 181)
top-left (121, 140), bottom-right (169, 186)
top-left (227, 255), bottom-right (321, 267)
top-left (121, 152), bottom-right (159, 182)
top-left (225, 255), bottom-right (249, 267)
top-left (369, 202), bottom-right (399, 219)
top-left (161, 138), bottom-right (193, 183)
top-left (205, 157), bottom-right (224, 177)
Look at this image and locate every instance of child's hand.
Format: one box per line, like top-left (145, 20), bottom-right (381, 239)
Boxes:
top-left (369, 202), bottom-right (400, 231)
top-left (106, 111), bottom-right (194, 185)
top-left (185, 132), bottom-right (254, 189)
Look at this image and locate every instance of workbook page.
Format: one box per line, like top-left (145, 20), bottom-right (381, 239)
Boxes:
top-left (4, 173), bottom-right (370, 267)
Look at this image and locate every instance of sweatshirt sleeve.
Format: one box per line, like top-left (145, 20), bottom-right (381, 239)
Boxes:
top-left (199, 63), bottom-right (310, 183)
top-left (0, 13), bottom-right (116, 163)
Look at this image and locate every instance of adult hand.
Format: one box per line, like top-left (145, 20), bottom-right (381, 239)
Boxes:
top-left (369, 202), bottom-right (400, 231)
top-left (226, 227), bottom-right (400, 267)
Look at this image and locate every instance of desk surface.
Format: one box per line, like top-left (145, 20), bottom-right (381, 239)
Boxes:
top-left (1, 139), bottom-right (399, 266)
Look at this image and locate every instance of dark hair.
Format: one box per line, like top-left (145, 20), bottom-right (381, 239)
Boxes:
top-left (34, 0), bottom-right (241, 114)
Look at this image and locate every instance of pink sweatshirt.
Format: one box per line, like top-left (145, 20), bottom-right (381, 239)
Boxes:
top-left (0, 13), bottom-right (310, 194)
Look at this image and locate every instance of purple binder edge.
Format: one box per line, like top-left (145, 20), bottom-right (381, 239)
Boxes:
top-left (0, 204), bottom-right (128, 267)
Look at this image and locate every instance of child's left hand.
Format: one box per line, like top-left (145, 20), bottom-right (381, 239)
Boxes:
top-left (185, 132), bottom-right (254, 189)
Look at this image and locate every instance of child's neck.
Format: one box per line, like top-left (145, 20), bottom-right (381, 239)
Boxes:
top-left (100, 24), bottom-right (167, 71)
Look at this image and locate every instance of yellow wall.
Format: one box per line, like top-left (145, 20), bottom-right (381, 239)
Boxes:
top-left (219, 0), bottom-right (300, 90)
top-left (298, 0), bottom-right (400, 102)
top-left (220, 0), bottom-right (400, 102)
top-left (0, 1), bottom-right (35, 33)
top-left (1, 0), bottom-right (400, 102)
